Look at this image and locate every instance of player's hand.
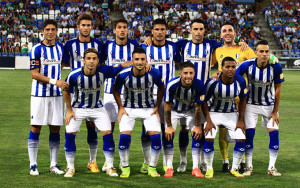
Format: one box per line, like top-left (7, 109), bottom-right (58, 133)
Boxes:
top-left (65, 110), bottom-right (75, 125)
top-left (145, 63), bottom-right (153, 72)
top-left (269, 111), bottom-right (279, 127)
top-left (165, 126), bottom-right (175, 141)
top-left (268, 55), bottom-right (279, 64)
top-left (211, 71), bottom-right (220, 81)
top-left (235, 119), bottom-right (245, 134)
top-left (191, 126), bottom-right (202, 140)
top-left (56, 80), bottom-right (69, 90)
top-left (151, 107), bottom-right (161, 123)
top-left (238, 41), bottom-right (249, 52)
top-left (118, 107), bottom-right (129, 124)
top-left (204, 121), bottom-right (216, 136)
top-left (144, 36), bottom-right (153, 46)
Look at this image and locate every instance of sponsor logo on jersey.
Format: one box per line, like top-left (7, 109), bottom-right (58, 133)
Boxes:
top-left (149, 59), bottom-right (171, 64)
top-left (185, 55), bottom-right (207, 61)
top-left (80, 86), bottom-right (102, 94)
top-left (43, 59), bottom-right (61, 65)
top-left (111, 59), bottom-right (126, 64)
top-left (250, 79), bottom-right (272, 87)
top-left (236, 53), bottom-right (240, 59)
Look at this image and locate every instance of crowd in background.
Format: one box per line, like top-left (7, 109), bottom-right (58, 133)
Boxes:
top-left (0, 0), bottom-right (299, 56)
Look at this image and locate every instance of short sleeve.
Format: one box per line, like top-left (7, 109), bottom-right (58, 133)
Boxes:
top-left (113, 72), bottom-right (125, 91)
top-left (237, 76), bottom-right (248, 98)
top-left (194, 80), bottom-right (206, 104)
top-left (29, 46), bottom-right (41, 70)
top-left (62, 42), bottom-right (70, 65)
top-left (273, 63), bottom-right (284, 84)
top-left (164, 81), bottom-right (176, 102)
top-left (151, 69), bottom-right (164, 88)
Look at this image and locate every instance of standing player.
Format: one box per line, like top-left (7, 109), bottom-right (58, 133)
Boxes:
top-left (236, 40), bottom-right (284, 176)
top-left (28, 19), bottom-right (68, 175)
top-left (101, 19), bottom-right (139, 172)
top-left (63, 48), bottom-right (131, 177)
top-left (211, 22), bottom-right (279, 173)
top-left (163, 62), bottom-right (206, 177)
top-left (141, 18), bottom-right (180, 173)
top-left (113, 47), bottom-right (165, 178)
top-left (62, 13), bottom-right (104, 173)
top-left (202, 56), bottom-right (248, 178)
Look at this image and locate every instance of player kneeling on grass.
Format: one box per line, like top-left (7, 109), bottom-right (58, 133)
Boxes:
top-left (236, 40), bottom-right (284, 176)
top-left (163, 62), bottom-right (206, 178)
top-left (112, 47), bottom-right (164, 178)
top-left (202, 57), bottom-right (249, 178)
top-left (63, 48), bottom-right (131, 178)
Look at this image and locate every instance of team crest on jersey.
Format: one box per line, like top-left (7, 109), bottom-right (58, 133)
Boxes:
top-left (148, 82), bottom-right (152, 87)
top-left (200, 95), bottom-right (205, 101)
top-left (220, 55), bottom-right (223, 58)
top-left (113, 64), bottom-right (119, 68)
top-left (280, 73), bottom-right (284, 79)
top-left (236, 53), bottom-right (240, 59)
top-left (244, 88), bottom-right (248, 94)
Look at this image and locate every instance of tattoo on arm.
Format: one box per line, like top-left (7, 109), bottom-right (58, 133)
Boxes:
top-left (165, 109), bottom-right (172, 127)
top-left (195, 104), bottom-right (201, 126)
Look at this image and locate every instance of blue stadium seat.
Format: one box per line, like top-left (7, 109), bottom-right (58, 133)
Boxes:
top-left (22, 53), bottom-right (28, 56)
top-left (2, 52), bottom-right (8, 56)
top-left (15, 53), bottom-right (21, 56)
top-left (9, 53), bottom-right (15, 57)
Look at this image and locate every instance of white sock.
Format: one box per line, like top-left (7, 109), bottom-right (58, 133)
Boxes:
top-left (192, 148), bottom-right (200, 169)
top-left (232, 151), bottom-right (244, 170)
top-left (65, 152), bottom-right (75, 170)
top-left (204, 151), bottom-right (214, 170)
top-left (165, 148), bottom-right (174, 169)
top-left (89, 144), bottom-right (97, 162)
top-left (245, 148), bottom-right (253, 168)
top-left (142, 141), bottom-right (151, 163)
top-left (49, 141), bottom-right (60, 167)
top-left (28, 139), bottom-right (39, 166)
top-left (199, 146), bottom-right (204, 164)
top-left (268, 150), bottom-right (278, 170)
top-left (179, 146), bottom-right (188, 164)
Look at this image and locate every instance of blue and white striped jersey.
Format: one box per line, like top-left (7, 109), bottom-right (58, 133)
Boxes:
top-left (103, 39), bottom-right (139, 94)
top-left (164, 76), bottom-right (206, 112)
top-left (65, 65), bottom-right (122, 108)
top-left (236, 58), bottom-right (284, 105)
top-left (205, 75), bottom-right (248, 113)
top-left (142, 40), bottom-right (180, 93)
top-left (114, 67), bottom-right (164, 108)
top-left (62, 38), bottom-right (104, 70)
top-left (30, 42), bottom-right (63, 97)
top-left (176, 39), bottom-right (222, 84)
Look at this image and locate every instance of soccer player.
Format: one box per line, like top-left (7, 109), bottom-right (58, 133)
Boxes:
top-left (101, 19), bottom-right (140, 172)
top-left (236, 40), bottom-right (284, 176)
top-left (202, 56), bottom-right (248, 178)
top-left (62, 13), bottom-right (104, 173)
top-left (211, 22), bottom-right (279, 173)
top-left (141, 18), bottom-right (180, 173)
top-left (163, 62), bottom-right (206, 177)
top-left (63, 48), bottom-right (131, 178)
top-left (28, 19), bottom-right (68, 175)
top-left (113, 47), bottom-right (164, 178)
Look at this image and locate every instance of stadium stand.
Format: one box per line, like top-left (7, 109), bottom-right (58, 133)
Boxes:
top-left (0, 0), bottom-right (299, 57)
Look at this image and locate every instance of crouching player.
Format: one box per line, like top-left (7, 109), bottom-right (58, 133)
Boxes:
top-left (202, 57), bottom-right (249, 178)
top-left (63, 48), bottom-right (130, 177)
top-left (112, 47), bottom-right (164, 178)
top-left (163, 62), bottom-right (206, 177)
top-left (236, 40), bottom-right (284, 176)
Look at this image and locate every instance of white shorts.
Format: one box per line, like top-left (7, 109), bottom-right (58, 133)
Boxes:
top-left (64, 93), bottom-right (92, 122)
top-left (104, 93), bottom-right (123, 123)
top-left (204, 112), bottom-right (245, 140)
top-left (245, 104), bottom-right (279, 130)
top-left (119, 108), bottom-right (161, 133)
top-left (66, 107), bottom-right (111, 133)
top-left (165, 109), bottom-right (196, 131)
top-left (30, 96), bottom-right (63, 126)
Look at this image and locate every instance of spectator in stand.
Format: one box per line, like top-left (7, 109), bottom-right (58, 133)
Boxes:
top-left (64, 31), bottom-right (71, 42)
top-left (15, 43), bottom-right (20, 53)
top-left (21, 42), bottom-right (28, 53)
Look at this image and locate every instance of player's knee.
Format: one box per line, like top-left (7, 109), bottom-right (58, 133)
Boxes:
top-left (86, 121), bottom-right (95, 127)
top-left (30, 125), bottom-right (42, 133)
top-left (236, 139), bottom-right (245, 142)
top-left (268, 128), bottom-right (278, 132)
top-left (148, 131), bottom-right (160, 136)
top-left (49, 125), bottom-right (60, 133)
top-left (206, 138), bottom-right (214, 142)
top-left (101, 130), bottom-right (112, 136)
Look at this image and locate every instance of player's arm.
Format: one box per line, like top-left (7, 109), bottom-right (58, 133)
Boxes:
top-left (63, 89), bottom-right (75, 125)
top-left (210, 50), bottom-right (221, 80)
top-left (151, 84), bottom-right (165, 123)
top-left (235, 96), bottom-right (246, 134)
top-left (144, 36), bottom-right (152, 45)
top-left (164, 101), bottom-right (175, 141)
top-left (112, 82), bottom-right (128, 124)
top-left (202, 102), bottom-right (216, 136)
top-left (269, 83), bottom-right (281, 126)
top-left (191, 103), bottom-right (203, 140)
top-left (30, 68), bottom-right (68, 89)
top-left (238, 41), bottom-right (249, 52)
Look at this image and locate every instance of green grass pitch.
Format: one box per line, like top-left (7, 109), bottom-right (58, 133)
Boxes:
top-left (0, 69), bottom-right (299, 187)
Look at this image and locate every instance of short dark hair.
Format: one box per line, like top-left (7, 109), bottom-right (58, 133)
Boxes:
top-left (255, 40), bottom-right (269, 50)
top-left (180, 61), bottom-right (195, 70)
top-left (132, 47), bottom-right (146, 56)
top-left (190, 19), bottom-right (205, 28)
top-left (221, 21), bottom-right (235, 30)
top-left (76, 13), bottom-right (93, 26)
top-left (43, 19), bottom-right (58, 30)
top-left (114, 19), bottom-right (128, 28)
top-left (83, 48), bottom-right (98, 59)
top-left (221, 56), bottom-right (236, 67)
top-left (152, 18), bottom-right (167, 28)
